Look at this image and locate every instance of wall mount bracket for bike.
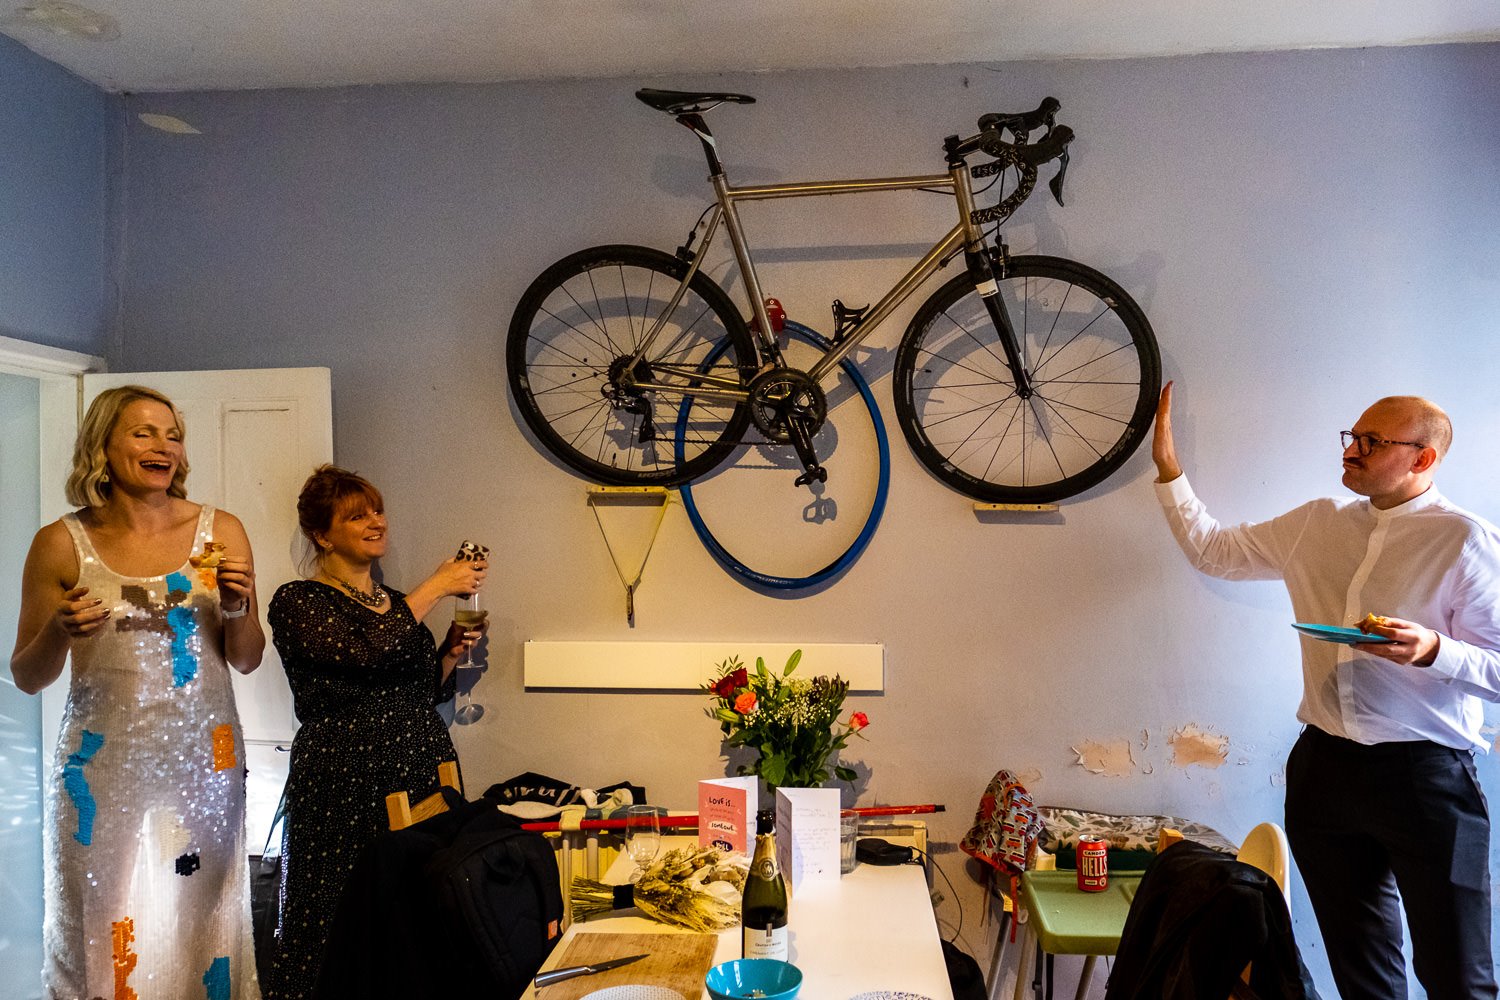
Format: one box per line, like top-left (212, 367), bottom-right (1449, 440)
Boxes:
top-left (586, 486), bottom-right (672, 627)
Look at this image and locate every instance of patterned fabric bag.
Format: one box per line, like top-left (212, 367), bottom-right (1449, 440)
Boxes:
top-left (960, 769), bottom-right (1042, 877)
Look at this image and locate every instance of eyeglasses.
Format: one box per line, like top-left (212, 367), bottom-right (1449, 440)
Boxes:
top-left (1340, 431), bottom-right (1426, 457)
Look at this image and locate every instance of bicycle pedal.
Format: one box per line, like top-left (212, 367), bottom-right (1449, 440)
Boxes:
top-left (794, 465), bottom-right (828, 488)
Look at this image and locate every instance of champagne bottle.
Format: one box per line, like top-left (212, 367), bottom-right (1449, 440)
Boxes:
top-left (741, 809), bottom-right (789, 960)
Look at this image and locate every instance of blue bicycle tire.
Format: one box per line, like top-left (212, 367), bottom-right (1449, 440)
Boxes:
top-left (675, 320), bottom-right (891, 590)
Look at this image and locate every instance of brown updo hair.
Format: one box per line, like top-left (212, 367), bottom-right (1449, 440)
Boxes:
top-left (295, 464), bottom-right (383, 556)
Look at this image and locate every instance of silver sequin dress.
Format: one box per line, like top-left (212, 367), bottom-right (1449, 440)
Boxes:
top-left (43, 505), bottom-right (259, 1000)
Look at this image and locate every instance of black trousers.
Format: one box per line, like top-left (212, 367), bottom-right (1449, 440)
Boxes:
top-left (1285, 725), bottom-right (1497, 1000)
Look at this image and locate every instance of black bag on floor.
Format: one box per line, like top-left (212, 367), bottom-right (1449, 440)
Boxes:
top-left (943, 939), bottom-right (988, 1000)
top-left (249, 790), bottom-right (287, 986)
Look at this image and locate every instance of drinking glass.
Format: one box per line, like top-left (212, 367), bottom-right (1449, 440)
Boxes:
top-left (452, 593), bottom-right (487, 725)
top-left (624, 805), bottom-right (662, 882)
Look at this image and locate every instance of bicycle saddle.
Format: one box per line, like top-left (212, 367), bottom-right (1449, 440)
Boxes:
top-left (635, 88), bottom-right (756, 115)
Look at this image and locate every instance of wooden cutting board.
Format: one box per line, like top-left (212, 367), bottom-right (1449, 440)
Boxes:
top-left (537, 931), bottom-right (719, 1000)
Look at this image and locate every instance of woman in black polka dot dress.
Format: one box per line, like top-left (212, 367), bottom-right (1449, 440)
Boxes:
top-left (264, 466), bottom-right (487, 1000)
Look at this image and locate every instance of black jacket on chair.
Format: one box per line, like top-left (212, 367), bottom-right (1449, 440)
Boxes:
top-left (313, 788), bottom-right (563, 1000)
top-left (1104, 840), bottom-right (1319, 1000)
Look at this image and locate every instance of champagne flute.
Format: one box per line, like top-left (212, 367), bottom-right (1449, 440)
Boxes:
top-left (624, 805), bottom-right (661, 883)
top-left (452, 592), bottom-right (487, 725)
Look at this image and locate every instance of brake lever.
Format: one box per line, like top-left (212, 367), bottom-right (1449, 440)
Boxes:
top-left (1049, 146), bottom-right (1070, 207)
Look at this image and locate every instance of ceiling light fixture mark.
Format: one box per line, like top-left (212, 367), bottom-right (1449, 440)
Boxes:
top-left (6, 1), bottom-right (120, 41)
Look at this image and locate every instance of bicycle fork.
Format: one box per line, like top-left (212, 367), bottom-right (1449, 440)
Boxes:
top-left (969, 245), bottom-right (1034, 399)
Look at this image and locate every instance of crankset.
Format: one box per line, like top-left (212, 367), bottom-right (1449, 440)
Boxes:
top-left (747, 367), bottom-right (828, 486)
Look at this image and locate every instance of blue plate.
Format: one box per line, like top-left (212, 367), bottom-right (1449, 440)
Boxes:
top-left (1291, 623), bottom-right (1395, 644)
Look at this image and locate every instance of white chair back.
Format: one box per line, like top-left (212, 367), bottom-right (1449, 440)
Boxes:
top-left (1236, 821), bottom-right (1291, 902)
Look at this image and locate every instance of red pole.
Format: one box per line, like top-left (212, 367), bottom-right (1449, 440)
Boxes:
top-left (518, 802), bottom-right (943, 833)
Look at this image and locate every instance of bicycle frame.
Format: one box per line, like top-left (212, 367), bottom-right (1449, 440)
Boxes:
top-left (623, 161), bottom-right (990, 402)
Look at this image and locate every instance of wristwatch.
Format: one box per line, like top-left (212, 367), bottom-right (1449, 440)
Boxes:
top-left (222, 602), bottom-right (250, 619)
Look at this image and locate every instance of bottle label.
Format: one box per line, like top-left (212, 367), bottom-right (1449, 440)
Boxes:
top-left (742, 924), bottom-right (789, 961)
top-left (751, 857), bottom-right (779, 880)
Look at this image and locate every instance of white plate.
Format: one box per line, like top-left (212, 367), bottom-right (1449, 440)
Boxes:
top-left (580, 987), bottom-right (688, 1000)
top-left (847, 993), bottom-right (936, 1000)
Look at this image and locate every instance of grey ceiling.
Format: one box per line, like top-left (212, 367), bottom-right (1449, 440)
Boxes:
top-left (3, 0), bottom-right (1499, 93)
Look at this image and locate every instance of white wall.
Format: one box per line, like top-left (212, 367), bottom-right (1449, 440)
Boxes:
top-left (110, 43), bottom-right (1500, 996)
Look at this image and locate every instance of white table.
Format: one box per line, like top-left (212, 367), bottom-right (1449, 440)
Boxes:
top-left (533, 835), bottom-right (955, 1000)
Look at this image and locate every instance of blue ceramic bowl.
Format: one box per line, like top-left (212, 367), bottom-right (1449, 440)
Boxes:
top-left (704, 958), bottom-right (803, 1000)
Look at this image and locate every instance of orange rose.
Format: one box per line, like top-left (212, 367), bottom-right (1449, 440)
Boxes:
top-left (734, 691), bottom-right (757, 714)
top-left (850, 711), bottom-right (869, 731)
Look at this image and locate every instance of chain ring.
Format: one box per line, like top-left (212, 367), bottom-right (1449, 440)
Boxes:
top-left (746, 367), bottom-right (827, 443)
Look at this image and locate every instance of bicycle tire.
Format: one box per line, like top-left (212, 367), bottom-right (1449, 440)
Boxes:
top-left (893, 255), bottom-right (1160, 503)
top-left (676, 321), bottom-right (891, 590)
top-left (506, 244), bottom-right (756, 486)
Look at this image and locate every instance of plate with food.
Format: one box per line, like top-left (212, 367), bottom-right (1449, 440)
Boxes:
top-left (1291, 622), bottom-right (1395, 644)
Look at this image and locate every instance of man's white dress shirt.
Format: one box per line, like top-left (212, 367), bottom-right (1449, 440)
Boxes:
top-left (1157, 474), bottom-right (1500, 753)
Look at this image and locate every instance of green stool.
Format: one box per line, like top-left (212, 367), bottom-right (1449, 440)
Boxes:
top-left (1011, 869), bottom-right (1144, 1000)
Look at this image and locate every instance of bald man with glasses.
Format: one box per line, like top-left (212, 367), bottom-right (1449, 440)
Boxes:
top-left (1153, 384), bottom-right (1500, 1000)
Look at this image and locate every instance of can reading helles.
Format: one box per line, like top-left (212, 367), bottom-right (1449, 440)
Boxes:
top-left (1077, 836), bottom-right (1108, 892)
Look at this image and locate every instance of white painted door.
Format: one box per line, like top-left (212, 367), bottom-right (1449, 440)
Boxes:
top-left (42, 367), bottom-right (332, 847)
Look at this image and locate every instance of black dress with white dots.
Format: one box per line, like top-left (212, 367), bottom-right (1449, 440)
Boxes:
top-left (265, 580), bottom-right (457, 1000)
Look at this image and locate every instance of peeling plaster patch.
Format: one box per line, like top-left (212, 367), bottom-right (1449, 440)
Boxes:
top-left (1140, 729), bottom-right (1150, 750)
top-left (1484, 723), bottom-right (1500, 753)
top-left (1016, 767), bottom-right (1043, 788)
top-left (1071, 739), bottom-right (1135, 777)
top-left (1269, 767), bottom-right (1287, 787)
top-left (1141, 762), bottom-right (1153, 775)
top-left (1168, 724), bottom-right (1229, 769)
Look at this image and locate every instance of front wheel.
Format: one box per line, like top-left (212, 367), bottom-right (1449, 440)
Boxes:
top-left (893, 256), bottom-right (1160, 503)
top-left (506, 245), bottom-right (757, 486)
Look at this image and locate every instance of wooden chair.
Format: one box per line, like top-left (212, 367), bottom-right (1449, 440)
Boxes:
top-left (386, 760), bottom-right (462, 830)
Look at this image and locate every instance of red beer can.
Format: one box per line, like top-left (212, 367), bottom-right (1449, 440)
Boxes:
top-left (1077, 836), bottom-right (1109, 892)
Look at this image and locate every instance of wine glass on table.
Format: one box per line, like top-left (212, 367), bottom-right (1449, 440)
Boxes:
top-left (452, 592), bottom-right (487, 725)
top-left (624, 805), bottom-right (661, 883)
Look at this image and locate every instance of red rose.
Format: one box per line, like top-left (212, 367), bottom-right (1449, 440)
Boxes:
top-left (850, 711), bottom-right (869, 731)
top-left (710, 667), bottom-right (749, 699)
top-left (734, 691), bottom-right (757, 714)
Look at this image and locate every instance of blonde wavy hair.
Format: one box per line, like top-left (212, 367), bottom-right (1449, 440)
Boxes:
top-left (66, 385), bottom-right (190, 508)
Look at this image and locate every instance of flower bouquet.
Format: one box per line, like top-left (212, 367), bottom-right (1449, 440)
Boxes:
top-left (570, 846), bottom-right (748, 931)
top-left (704, 649), bottom-right (870, 792)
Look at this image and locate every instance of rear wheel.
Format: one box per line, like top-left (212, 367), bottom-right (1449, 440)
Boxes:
top-left (893, 256), bottom-right (1160, 503)
top-left (506, 245), bottom-right (756, 486)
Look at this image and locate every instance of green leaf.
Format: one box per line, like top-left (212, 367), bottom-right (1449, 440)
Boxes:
top-left (835, 766), bottom-right (856, 782)
top-left (761, 753), bottom-right (787, 787)
top-left (784, 648), bottom-right (802, 676)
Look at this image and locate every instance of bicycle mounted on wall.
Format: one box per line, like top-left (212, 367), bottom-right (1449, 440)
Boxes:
top-left (507, 88), bottom-right (1160, 505)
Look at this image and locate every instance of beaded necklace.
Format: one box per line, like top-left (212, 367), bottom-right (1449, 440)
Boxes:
top-left (327, 575), bottom-right (386, 608)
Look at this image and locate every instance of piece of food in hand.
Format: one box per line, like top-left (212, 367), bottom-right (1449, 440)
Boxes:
top-left (190, 541), bottom-right (227, 570)
top-left (189, 541), bottom-right (228, 588)
top-left (1356, 613), bottom-right (1391, 633)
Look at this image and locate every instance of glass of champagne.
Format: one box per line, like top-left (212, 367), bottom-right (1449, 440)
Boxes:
top-left (452, 593), bottom-right (487, 725)
top-left (624, 805), bottom-right (661, 883)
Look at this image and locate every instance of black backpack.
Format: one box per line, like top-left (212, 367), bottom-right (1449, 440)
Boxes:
top-left (315, 787), bottom-right (563, 1000)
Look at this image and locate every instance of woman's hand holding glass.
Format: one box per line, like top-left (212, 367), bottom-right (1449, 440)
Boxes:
top-left (448, 544), bottom-right (490, 725)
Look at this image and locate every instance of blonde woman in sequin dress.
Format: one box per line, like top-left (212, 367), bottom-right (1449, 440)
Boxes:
top-left (10, 385), bottom-right (266, 1000)
top-left (265, 465), bottom-right (486, 1000)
